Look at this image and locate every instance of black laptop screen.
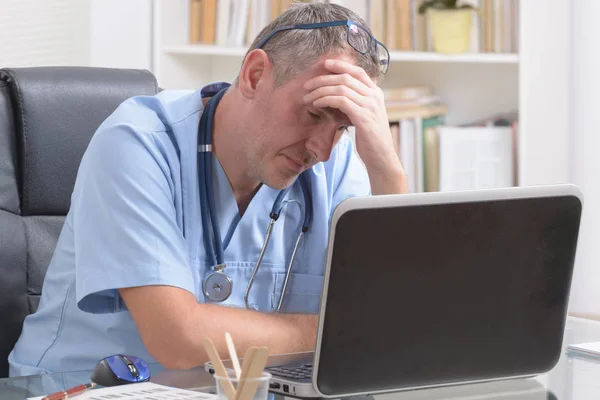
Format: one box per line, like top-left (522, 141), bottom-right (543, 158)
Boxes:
top-left (315, 194), bottom-right (582, 396)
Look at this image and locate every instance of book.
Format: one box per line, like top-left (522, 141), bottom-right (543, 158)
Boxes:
top-left (187, 0), bottom-right (519, 53)
top-left (388, 103), bottom-right (448, 193)
top-left (437, 126), bottom-right (513, 191)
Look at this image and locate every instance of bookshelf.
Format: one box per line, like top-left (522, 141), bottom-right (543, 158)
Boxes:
top-left (151, 0), bottom-right (570, 190)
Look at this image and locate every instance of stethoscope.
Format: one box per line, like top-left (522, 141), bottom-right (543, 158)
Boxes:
top-left (198, 86), bottom-right (313, 311)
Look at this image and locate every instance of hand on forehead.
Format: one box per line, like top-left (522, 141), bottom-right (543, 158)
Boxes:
top-left (303, 56), bottom-right (376, 115)
top-left (299, 49), bottom-right (391, 154)
top-left (316, 54), bottom-right (375, 81)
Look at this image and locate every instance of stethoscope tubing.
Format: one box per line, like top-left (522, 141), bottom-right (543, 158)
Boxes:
top-left (198, 88), bottom-right (314, 311)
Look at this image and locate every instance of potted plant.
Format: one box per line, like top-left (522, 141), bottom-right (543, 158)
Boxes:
top-left (418, 0), bottom-right (477, 54)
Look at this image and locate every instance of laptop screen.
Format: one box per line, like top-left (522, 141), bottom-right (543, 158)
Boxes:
top-left (315, 192), bottom-right (582, 396)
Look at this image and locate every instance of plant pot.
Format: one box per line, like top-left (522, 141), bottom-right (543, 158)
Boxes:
top-left (428, 8), bottom-right (473, 54)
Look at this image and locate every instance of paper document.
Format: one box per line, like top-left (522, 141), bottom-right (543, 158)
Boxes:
top-left (438, 126), bottom-right (513, 191)
top-left (28, 382), bottom-right (217, 400)
top-left (568, 342), bottom-right (600, 358)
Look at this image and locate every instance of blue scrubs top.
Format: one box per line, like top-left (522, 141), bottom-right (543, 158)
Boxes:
top-left (8, 82), bottom-right (371, 376)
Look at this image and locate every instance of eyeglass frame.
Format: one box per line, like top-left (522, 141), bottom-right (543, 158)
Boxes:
top-left (254, 19), bottom-right (390, 75)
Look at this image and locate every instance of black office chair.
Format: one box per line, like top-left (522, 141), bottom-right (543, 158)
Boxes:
top-left (0, 67), bottom-right (159, 378)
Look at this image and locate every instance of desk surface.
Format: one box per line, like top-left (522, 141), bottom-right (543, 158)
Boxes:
top-left (2, 316), bottom-right (600, 400)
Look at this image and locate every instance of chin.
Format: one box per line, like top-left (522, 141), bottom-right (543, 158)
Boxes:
top-left (263, 173), bottom-right (297, 191)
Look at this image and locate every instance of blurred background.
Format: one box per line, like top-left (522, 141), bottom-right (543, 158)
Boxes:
top-left (1, 0), bottom-right (598, 319)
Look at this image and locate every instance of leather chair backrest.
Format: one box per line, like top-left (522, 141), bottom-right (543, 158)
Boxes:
top-left (0, 67), bottom-right (158, 377)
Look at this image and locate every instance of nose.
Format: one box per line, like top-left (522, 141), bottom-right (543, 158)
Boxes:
top-left (304, 125), bottom-right (339, 163)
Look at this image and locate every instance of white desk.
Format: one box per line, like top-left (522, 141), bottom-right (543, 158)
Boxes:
top-left (1, 316), bottom-right (600, 399)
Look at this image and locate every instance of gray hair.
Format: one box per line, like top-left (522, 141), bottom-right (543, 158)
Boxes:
top-left (237, 2), bottom-right (382, 87)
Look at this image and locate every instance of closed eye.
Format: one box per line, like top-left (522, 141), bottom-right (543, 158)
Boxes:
top-left (308, 109), bottom-right (349, 132)
top-left (308, 111), bottom-right (321, 120)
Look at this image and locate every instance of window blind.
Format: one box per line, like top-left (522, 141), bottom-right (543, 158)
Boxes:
top-left (0, 0), bottom-right (90, 68)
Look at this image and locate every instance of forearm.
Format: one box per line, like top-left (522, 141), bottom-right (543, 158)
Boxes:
top-left (367, 157), bottom-right (409, 195)
top-left (137, 301), bottom-right (316, 369)
top-left (179, 303), bottom-right (318, 368)
top-left (121, 286), bottom-right (318, 370)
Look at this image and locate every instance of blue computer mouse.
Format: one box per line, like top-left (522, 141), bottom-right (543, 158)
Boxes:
top-left (91, 354), bottom-right (151, 387)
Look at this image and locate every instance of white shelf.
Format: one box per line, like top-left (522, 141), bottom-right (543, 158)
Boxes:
top-left (163, 44), bottom-right (519, 63)
top-left (389, 51), bottom-right (518, 63)
top-left (164, 45), bottom-right (248, 56)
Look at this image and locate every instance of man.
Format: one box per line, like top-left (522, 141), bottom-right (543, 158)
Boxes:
top-left (9, 2), bottom-right (407, 376)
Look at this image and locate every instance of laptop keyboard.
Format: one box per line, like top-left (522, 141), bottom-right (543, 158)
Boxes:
top-left (267, 364), bottom-right (313, 380)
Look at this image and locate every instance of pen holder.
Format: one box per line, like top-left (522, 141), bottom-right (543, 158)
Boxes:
top-left (214, 369), bottom-right (272, 400)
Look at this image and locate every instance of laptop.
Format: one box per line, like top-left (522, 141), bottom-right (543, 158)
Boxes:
top-left (207, 184), bottom-right (583, 399)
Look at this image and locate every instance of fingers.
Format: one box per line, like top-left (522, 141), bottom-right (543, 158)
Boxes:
top-left (304, 71), bottom-right (371, 97)
top-left (303, 59), bottom-right (384, 129)
top-left (304, 84), bottom-right (368, 109)
top-left (311, 95), bottom-right (364, 124)
top-left (323, 59), bottom-right (377, 88)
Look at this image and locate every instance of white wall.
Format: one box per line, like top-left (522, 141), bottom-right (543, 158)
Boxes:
top-left (0, 0), bottom-right (152, 70)
top-left (89, 0), bottom-right (153, 70)
top-left (0, 0), bottom-right (90, 67)
top-left (569, 0), bottom-right (600, 319)
top-left (519, 0), bottom-right (570, 187)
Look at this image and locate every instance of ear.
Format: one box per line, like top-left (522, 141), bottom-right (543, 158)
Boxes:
top-left (238, 49), bottom-right (272, 99)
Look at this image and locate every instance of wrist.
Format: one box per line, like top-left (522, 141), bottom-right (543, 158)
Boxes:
top-left (366, 157), bottom-right (408, 195)
top-left (277, 313), bottom-right (318, 351)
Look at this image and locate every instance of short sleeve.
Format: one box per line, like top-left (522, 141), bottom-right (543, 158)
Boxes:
top-left (330, 135), bottom-right (371, 215)
top-left (72, 123), bottom-right (194, 314)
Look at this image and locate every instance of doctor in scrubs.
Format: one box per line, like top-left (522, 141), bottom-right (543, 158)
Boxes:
top-left (9, 2), bottom-right (407, 376)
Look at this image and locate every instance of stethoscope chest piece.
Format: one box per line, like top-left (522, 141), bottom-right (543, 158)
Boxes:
top-left (203, 264), bottom-right (233, 302)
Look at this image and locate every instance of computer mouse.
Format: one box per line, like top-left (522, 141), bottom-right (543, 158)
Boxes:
top-left (90, 354), bottom-right (151, 387)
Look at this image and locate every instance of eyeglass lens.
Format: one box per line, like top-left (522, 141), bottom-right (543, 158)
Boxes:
top-left (347, 22), bottom-right (388, 74)
top-left (377, 42), bottom-right (389, 74)
top-left (347, 22), bottom-right (372, 53)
